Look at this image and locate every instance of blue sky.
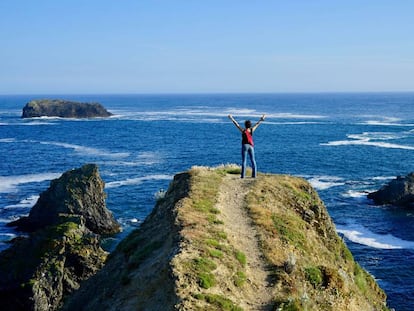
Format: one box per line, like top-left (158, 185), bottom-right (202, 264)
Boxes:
top-left (1, 1), bottom-right (413, 94)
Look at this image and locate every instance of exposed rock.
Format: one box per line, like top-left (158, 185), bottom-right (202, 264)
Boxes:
top-left (64, 166), bottom-right (389, 311)
top-left (8, 164), bottom-right (121, 235)
top-left (21, 99), bottom-right (112, 118)
top-left (0, 164), bottom-right (120, 311)
top-left (0, 216), bottom-right (107, 311)
top-left (368, 172), bottom-right (414, 207)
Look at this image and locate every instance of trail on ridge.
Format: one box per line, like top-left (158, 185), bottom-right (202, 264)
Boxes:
top-left (216, 174), bottom-right (273, 310)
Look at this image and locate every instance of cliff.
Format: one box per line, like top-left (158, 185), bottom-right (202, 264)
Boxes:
top-left (9, 164), bottom-right (120, 234)
top-left (64, 166), bottom-right (389, 311)
top-left (1, 164), bottom-right (120, 311)
top-left (21, 99), bottom-right (112, 118)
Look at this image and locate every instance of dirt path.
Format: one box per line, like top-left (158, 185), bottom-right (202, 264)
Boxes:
top-left (216, 174), bottom-right (273, 310)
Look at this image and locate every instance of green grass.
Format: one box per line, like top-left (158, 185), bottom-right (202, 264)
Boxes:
top-left (235, 251), bottom-right (246, 266)
top-left (192, 257), bottom-right (217, 289)
top-left (272, 214), bottom-right (306, 250)
top-left (305, 266), bottom-right (323, 288)
top-left (195, 293), bottom-right (243, 311)
top-left (209, 248), bottom-right (223, 258)
top-left (234, 271), bottom-right (246, 287)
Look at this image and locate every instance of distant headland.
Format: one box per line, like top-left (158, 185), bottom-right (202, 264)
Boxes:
top-left (21, 99), bottom-right (112, 118)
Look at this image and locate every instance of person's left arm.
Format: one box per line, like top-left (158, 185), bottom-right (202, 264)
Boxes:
top-left (252, 114), bottom-right (266, 132)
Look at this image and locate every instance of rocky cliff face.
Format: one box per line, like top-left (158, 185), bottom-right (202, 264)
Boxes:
top-left (9, 164), bottom-right (120, 234)
top-left (64, 166), bottom-right (389, 311)
top-left (21, 99), bottom-right (112, 118)
top-left (1, 164), bottom-right (120, 311)
top-left (368, 172), bottom-right (414, 207)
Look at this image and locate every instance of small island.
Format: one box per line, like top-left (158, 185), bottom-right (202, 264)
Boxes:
top-left (368, 172), bottom-right (414, 208)
top-left (21, 99), bottom-right (113, 118)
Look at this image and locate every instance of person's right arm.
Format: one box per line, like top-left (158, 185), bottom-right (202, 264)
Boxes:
top-left (228, 115), bottom-right (243, 132)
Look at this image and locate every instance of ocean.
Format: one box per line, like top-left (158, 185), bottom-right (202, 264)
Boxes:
top-left (1, 93), bottom-right (414, 310)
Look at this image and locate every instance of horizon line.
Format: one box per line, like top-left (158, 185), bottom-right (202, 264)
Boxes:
top-left (1, 90), bottom-right (414, 97)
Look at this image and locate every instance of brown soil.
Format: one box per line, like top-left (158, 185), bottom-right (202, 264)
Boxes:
top-left (216, 175), bottom-right (274, 310)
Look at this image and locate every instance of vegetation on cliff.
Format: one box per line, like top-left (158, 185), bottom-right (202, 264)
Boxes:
top-left (64, 166), bottom-right (388, 311)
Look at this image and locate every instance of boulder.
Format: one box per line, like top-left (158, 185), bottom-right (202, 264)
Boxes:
top-left (368, 172), bottom-right (414, 207)
top-left (21, 99), bottom-right (112, 118)
top-left (8, 164), bottom-right (121, 235)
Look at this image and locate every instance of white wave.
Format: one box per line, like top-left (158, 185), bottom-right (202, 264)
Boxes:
top-left (264, 121), bottom-right (325, 125)
top-left (0, 173), bottom-right (61, 193)
top-left (1, 121), bottom-right (57, 126)
top-left (22, 121), bottom-right (57, 126)
top-left (307, 175), bottom-right (345, 190)
top-left (136, 152), bottom-right (162, 165)
top-left (100, 152), bottom-right (163, 167)
top-left (39, 141), bottom-right (130, 158)
top-left (371, 176), bottom-right (395, 181)
top-left (111, 106), bottom-right (325, 121)
top-left (359, 116), bottom-right (414, 126)
top-left (322, 139), bottom-right (414, 150)
top-left (4, 195), bottom-right (39, 209)
top-left (342, 190), bottom-right (368, 199)
top-left (0, 233), bottom-right (17, 239)
top-left (323, 129), bottom-right (414, 150)
top-left (0, 138), bottom-right (16, 143)
top-left (337, 224), bottom-right (414, 249)
top-left (349, 131), bottom-right (411, 141)
top-left (105, 174), bottom-right (172, 189)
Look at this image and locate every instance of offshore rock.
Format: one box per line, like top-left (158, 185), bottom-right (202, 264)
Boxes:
top-left (21, 99), bottom-right (112, 118)
top-left (368, 172), bottom-right (414, 207)
top-left (0, 216), bottom-right (107, 311)
top-left (8, 164), bottom-right (121, 235)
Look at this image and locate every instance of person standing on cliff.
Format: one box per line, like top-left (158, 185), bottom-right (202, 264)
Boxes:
top-left (228, 114), bottom-right (266, 178)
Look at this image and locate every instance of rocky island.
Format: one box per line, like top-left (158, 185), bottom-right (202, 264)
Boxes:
top-left (1, 164), bottom-right (120, 311)
top-left (368, 172), bottom-right (414, 208)
top-left (21, 99), bottom-right (112, 118)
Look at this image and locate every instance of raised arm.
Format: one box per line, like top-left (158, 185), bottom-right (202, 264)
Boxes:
top-left (251, 114), bottom-right (266, 132)
top-left (228, 114), bottom-right (244, 132)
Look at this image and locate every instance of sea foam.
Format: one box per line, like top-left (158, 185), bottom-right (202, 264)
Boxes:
top-left (38, 141), bottom-right (130, 158)
top-left (4, 195), bottom-right (39, 209)
top-left (337, 224), bottom-right (414, 249)
top-left (0, 173), bottom-right (61, 193)
top-left (307, 175), bottom-right (345, 190)
top-left (105, 174), bottom-right (172, 189)
top-left (322, 131), bottom-right (414, 150)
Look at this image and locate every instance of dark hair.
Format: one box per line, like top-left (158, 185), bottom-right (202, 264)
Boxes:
top-left (244, 120), bottom-right (252, 128)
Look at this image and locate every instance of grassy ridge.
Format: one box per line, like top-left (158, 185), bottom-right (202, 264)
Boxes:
top-left (246, 174), bottom-right (388, 311)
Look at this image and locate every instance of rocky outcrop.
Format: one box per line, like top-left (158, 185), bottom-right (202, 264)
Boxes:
top-left (64, 166), bottom-right (389, 311)
top-left (0, 217), bottom-right (107, 311)
top-left (1, 164), bottom-right (120, 311)
top-left (21, 99), bottom-right (112, 118)
top-left (368, 172), bottom-right (414, 207)
top-left (8, 164), bottom-right (121, 235)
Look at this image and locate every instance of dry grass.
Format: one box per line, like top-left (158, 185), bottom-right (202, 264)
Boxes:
top-left (172, 166), bottom-right (247, 310)
top-left (246, 174), bottom-right (388, 311)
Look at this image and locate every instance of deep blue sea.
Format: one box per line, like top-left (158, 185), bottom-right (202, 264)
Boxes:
top-left (1, 93), bottom-right (414, 310)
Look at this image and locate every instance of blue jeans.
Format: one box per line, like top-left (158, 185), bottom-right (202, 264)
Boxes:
top-left (241, 144), bottom-right (256, 178)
